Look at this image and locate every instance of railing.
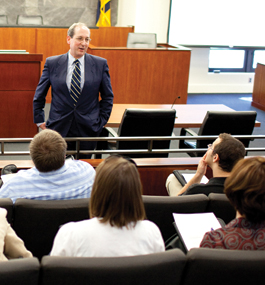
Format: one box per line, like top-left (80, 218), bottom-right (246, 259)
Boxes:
top-left (1, 135), bottom-right (265, 158)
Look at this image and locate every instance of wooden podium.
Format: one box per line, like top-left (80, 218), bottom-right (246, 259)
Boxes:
top-left (0, 53), bottom-right (42, 138)
top-left (252, 63), bottom-right (265, 111)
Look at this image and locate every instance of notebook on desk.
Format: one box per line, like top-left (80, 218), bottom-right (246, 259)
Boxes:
top-left (173, 170), bottom-right (209, 187)
top-left (172, 212), bottom-right (222, 252)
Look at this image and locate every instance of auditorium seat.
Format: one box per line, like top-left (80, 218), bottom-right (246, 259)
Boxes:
top-left (12, 198), bottom-right (90, 260)
top-left (0, 257), bottom-right (39, 285)
top-left (182, 248), bottom-right (265, 285)
top-left (0, 198), bottom-right (13, 224)
top-left (40, 249), bottom-right (186, 285)
top-left (143, 194), bottom-right (209, 242)
top-left (206, 193), bottom-right (235, 224)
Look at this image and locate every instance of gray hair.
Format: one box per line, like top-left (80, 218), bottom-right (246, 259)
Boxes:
top-left (67, 22), bottom-right (90, 38)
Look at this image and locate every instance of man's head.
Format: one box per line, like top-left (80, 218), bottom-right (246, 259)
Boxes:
top-left (67, 22), bottom-right (91, 59)
top-left (30, 129), bottom-right (67, 172)
top-left (205, 133), bottom-right (246, 173)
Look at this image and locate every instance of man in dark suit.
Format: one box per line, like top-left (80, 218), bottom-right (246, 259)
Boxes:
top-left (33, 22), bottom-right (113, 158)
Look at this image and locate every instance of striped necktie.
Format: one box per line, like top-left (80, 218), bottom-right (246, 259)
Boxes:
top-left (70, 59), bottom-right (81, 106)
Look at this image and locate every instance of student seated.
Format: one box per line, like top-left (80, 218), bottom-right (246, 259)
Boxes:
top-left (50, 155), bottom-right (165, 257)
top-left (0, 129), bottom-right (95, 202)
top-left (200, 156), bottom-right (265, 250)
top-left (0, 208), bottom-right (32, 261)
top-left (166, 133), bottom-right (245, 196)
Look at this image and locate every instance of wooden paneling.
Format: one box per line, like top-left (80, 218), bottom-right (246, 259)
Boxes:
top-left (252, 63), bottom-right (265, 111)
top-left (0, 26), bottom-right (134, 103)
top-left (0, 91), bottom-right (37, 137)
top-left (88, 47), bottom-right (190, 104)
top-left (0, 26), bottom-right (189, 105)
top-left (90, 26), bottom-right (134, 47)
top-left (0, 54), bottom-right (42, 137)
top-left (0, 28), bottom-right (37, 52)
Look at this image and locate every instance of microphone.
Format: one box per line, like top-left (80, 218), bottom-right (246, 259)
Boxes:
top-left (171, 96), bottom-right (181, 109)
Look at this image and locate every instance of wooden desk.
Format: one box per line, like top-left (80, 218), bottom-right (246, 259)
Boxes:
top-left (107, 104), bottom-right (261, 128)
top-left (252, 63), bottom-right (265, 111)
top-left (0, 157), bottom-right (202, 196)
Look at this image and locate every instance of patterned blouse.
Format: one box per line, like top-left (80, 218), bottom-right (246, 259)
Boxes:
top-left (200, 217), bottom-right (265, 250)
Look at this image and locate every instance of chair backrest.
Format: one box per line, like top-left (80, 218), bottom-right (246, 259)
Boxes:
top-left (197, 111), bottom-right (257, 148)
top-left (127, 33), bottom-right (157, 48)
top-left (13, 198), bottom-right (90, 260)
top-left (0, 198), bottom-right (13, 224)
top-left (40, 249), bottom-right (186, 285)
top-left (206, 193), bottom-right (235, 224)
top-left (0, 257), bottom-right (39, 285)
top-left (17, 15), bottom-right (43, 25)
top-left (182, 248), bottom-right (265, 285)
top-left (0, 15), bottom-right (8, 25)
top-left (117, 108), bottom-right (176, 158)
top-left (143, 194), bottom-right (209, 242)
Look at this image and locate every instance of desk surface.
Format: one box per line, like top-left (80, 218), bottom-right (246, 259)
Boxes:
top-left (106, 104), bottom-right (261, 128)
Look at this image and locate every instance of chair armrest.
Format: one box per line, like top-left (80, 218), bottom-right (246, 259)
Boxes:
top-left (180, 128), bottom-right (198, 137)
top-left (179, 128), bottom-right (198, 150)
top-left (105, 127), bottom-right (118, 137)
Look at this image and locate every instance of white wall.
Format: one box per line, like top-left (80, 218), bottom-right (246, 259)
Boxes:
top-left (188, 48), bottom-right (254, 93)
top-left (116, 0), bottom-right (255, 93)
top-left (117, 0), bottom-right (170, 43)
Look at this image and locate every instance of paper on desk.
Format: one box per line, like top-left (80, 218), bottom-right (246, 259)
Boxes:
top-left (172, 212), bottom-right (221, 251)
top-left (182, 173), bottom-right (209, 184)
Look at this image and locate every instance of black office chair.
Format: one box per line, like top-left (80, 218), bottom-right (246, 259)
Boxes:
top-left (179, 111), bottom-right (257, 157)
top-left (97, 108), bottom-right (176, 158)
top-left (16, 15), bottom-right (43, 25)
top-left (127, 33), bottom-right (157, 48)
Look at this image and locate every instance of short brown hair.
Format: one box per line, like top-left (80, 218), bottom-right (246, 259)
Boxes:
top-left (213, 133), bottom-right (245, 172)
top-left (89, 155), bottom-right (146, 228)
top-left (30, 129), bottom-right (67, 172)
top-left (224, 156), bottom-right (265, 223)
top-left (67, 22), bottom-right (90, 38)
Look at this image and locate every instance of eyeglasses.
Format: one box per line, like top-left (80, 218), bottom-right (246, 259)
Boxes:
top-left (74, 36), bottom-right (91, 43)
top-left (207, 144), bottom-right (214, 151)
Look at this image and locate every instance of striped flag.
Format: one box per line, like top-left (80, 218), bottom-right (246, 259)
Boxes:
top-left (96, 0), bottom-right (111, 27)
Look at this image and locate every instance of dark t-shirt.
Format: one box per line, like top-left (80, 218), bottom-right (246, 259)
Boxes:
top-left (180, 177), bottom-right (226, 196)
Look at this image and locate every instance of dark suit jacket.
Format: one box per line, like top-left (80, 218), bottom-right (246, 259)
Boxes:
top-left (33, 53), bottom-right (114, 137)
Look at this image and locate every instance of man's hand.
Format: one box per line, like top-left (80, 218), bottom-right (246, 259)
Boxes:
top-left (195, 153), bottom-right (207, 178)
top-left (39, 122), bottom-right (47, 130)
top-left (176, 153), bottom-right (208, 196)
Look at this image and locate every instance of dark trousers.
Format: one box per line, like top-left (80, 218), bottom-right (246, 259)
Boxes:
top-left (66, 120), bottom-right (97, 159)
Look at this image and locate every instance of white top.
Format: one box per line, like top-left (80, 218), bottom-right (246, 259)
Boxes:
top-left (50, 217), bottom-right (165, 257)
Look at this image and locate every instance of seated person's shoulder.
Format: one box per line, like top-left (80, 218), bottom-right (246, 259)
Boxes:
top-left (66, 159), bottom-right (95, 173)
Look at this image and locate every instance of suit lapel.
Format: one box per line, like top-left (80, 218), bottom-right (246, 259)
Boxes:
top-left (56, 53), bottom-right (74, 107)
